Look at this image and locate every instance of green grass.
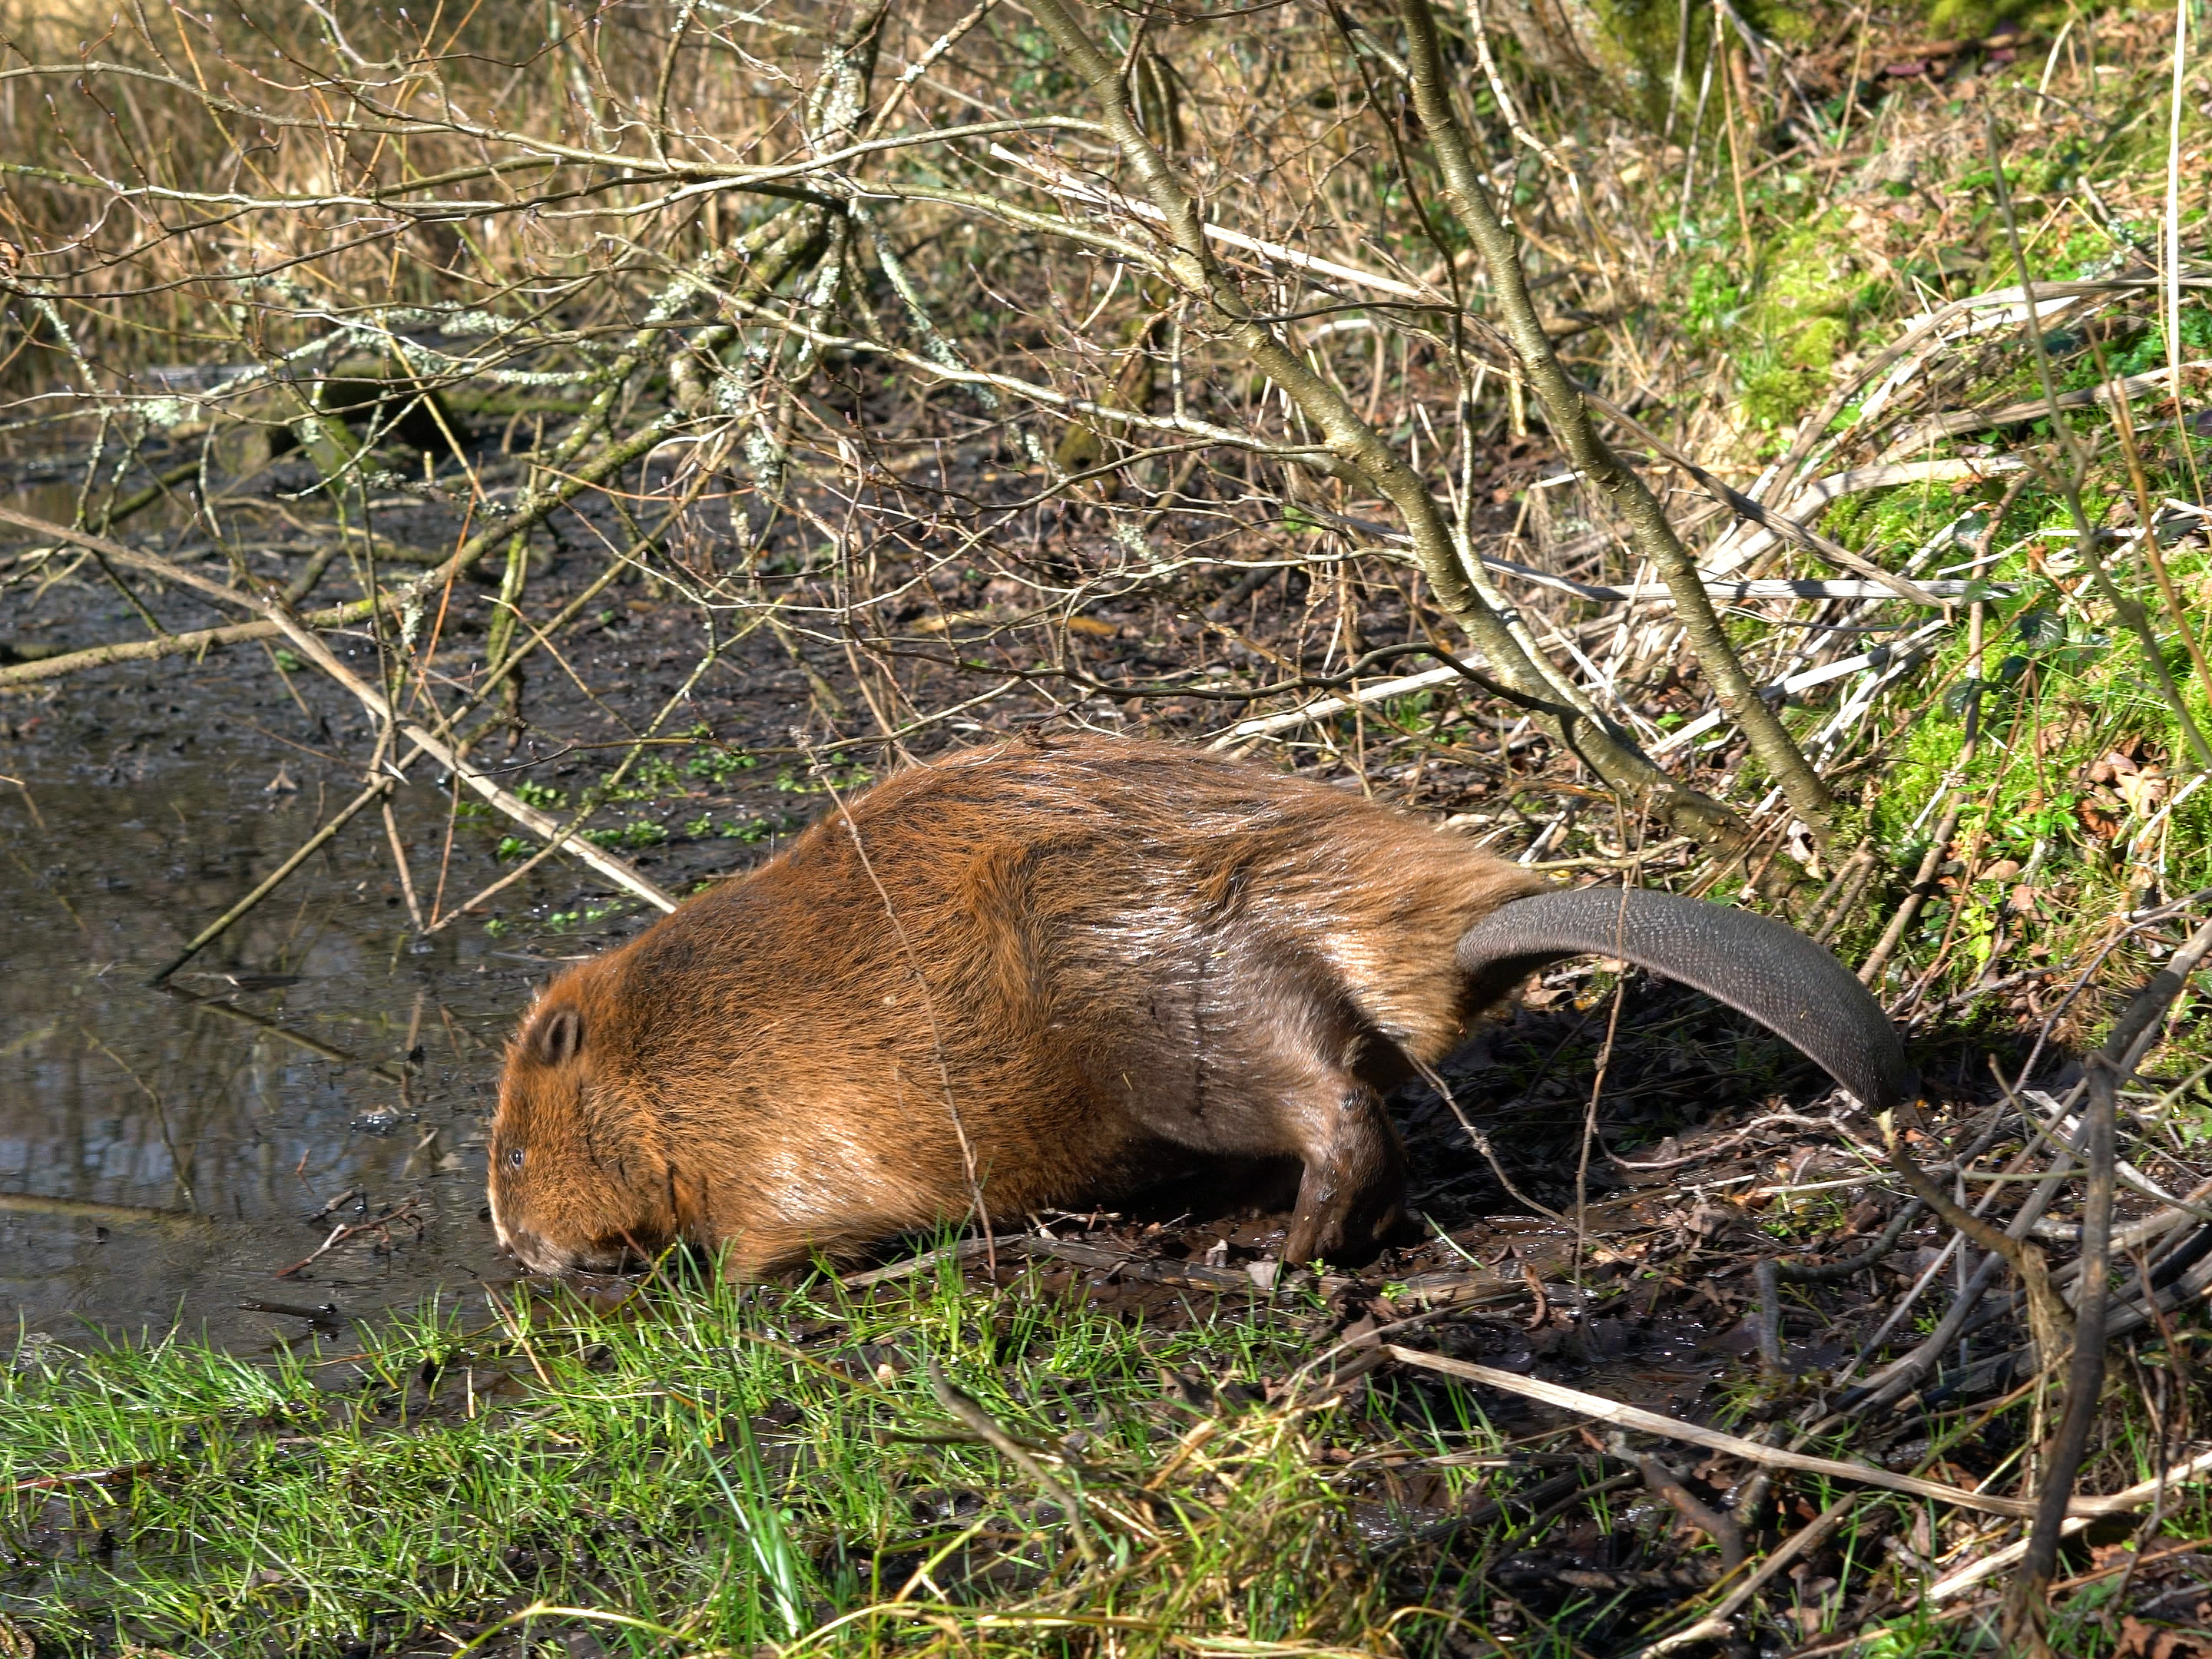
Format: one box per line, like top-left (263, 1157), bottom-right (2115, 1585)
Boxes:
top-left (13, 1246), bottom-right (2207, 1659)
top-left (2, 1251), bottom-right (1521, 1657)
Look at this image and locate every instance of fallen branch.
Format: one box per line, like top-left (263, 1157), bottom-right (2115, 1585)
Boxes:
top-left (273, 1200), bottom-right (422, 1280)
top-left (1932, 1446), bottom-right (2212, 1601)
top-left (1381, 1345), bottom-right (2125, 1518)
top-left (0, 506), bottom-right (677, 914)
top-left (0, 604), bottom-right (382, 690)
top-left (1212, 624), bottom-right (1945, 754)
top-left (270, 618), bottom-right (679, 912)
top-left (1024, 1233), bottom-right (1267, 1293)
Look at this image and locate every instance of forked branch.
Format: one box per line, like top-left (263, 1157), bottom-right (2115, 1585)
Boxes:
top-left (1022, 0), bottom-right (1757, 858)
top-left (1390, 0), bottom-right (1835, 841)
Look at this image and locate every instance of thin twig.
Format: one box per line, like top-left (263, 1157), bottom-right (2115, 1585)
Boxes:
top-left (926, 1360), bottom-right (1098, 1564)
top-left (145, 778), bottom-right (393, 985)
top-left (1382, 1346), bottom-right (2098, 1517)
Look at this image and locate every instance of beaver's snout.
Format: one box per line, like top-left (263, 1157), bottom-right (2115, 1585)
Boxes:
top-left (497, 1224), bottom-right (638, 1277)
top-left (495, 1222), bottom-right (564, 1274)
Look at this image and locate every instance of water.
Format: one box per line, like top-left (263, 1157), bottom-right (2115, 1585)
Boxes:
top-left (2, 666), bottom-right (573, 1351)
top-left (0, 431), bottom-right (860, 1353)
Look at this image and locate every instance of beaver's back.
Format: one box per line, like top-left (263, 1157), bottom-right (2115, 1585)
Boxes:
top-left (609, 734), bottom-right (1535, 1074)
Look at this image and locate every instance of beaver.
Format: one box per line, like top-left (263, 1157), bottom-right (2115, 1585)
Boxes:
top-left (487, 734), bottom-right (1912, 1277)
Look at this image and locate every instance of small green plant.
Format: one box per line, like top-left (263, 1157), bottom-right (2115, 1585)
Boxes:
top-left (773, 763), bottom-right (870, 796)
top-left (604, 755), bottom-right (684, 801)
top-left (685, 745), bottom-right (759, 786)
top-left (581, 819), bottom-right (667, 850)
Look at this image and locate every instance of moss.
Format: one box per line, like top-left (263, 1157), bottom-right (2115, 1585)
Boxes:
top-left (1587, 0), bottom-right (1701, 122)
top-left (1823, 478), bottom-right (1961, 551)
top-left (1734, 214), bottom-right (1880, 431)
top-left (1550, 0), bottom-right (1815, 123)
top-left (1518, 0), bottom-right (2073, 127)
top-left (1922, 0), bottom-right (2063, 37)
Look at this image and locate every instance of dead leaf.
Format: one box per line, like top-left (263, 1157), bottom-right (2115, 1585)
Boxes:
top-left (2118, 1616), bottom-right (2212, 1658)
top-left (2077, 793), bottom-right (2123, 841)
top-left (2118, 767), bottom-right (2169, 816)
top-left (912, 608), bottom-right (1002, 634)
top-left (1687, 1203), bottom-right (1734, 1238)
top-left (2088, 748), bottom-right (2142, 786)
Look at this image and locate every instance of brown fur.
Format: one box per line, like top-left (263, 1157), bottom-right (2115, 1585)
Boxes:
top-left (488, 734), bottom-right (1543, 1277)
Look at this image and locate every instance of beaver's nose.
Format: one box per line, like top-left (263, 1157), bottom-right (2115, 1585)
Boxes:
top-left (503, 1227), bottom-right (567, 1273)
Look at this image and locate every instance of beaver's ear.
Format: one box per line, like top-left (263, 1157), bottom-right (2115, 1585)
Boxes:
top-left (530, 1006), bottom-right (584, 1067)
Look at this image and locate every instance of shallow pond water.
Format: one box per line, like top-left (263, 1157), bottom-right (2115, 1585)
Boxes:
top-left (1, 663), bottom-right (627, 1352)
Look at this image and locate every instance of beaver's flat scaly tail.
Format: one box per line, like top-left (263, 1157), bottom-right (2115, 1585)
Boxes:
top-left (1458, 888), bottom-right (1916, 1114)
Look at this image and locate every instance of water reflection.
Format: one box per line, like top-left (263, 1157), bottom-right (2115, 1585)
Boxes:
top-left (2, 671), bottom-right (570, 1349)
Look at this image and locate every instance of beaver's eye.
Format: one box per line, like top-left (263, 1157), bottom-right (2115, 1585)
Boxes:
top-left (507, 1147), bottom-right (525, 1171)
